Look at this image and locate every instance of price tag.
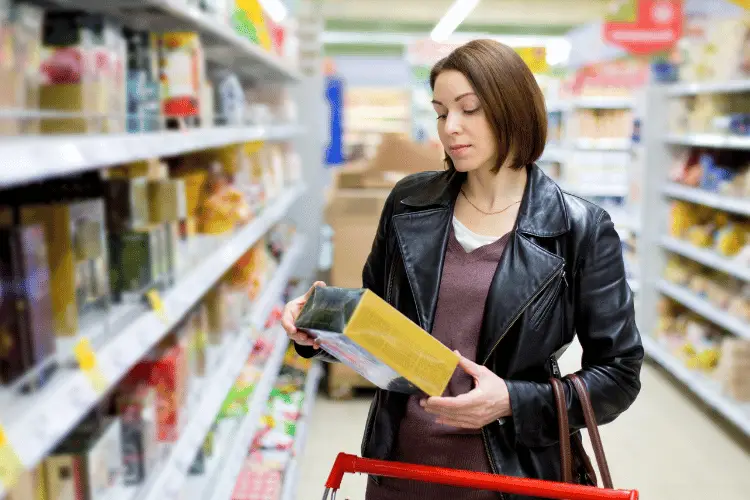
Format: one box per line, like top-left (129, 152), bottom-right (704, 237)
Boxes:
top-left (0, 426), bottom-right (23, 491)
top-left (146, 290), bottom-right (170, 325)
top-left (73, 338), bottom-right (109, 395)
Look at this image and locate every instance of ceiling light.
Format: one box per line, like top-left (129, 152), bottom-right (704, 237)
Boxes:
top-left (259, 0), bottom-right (288, 23)
top-left (430, 0), bottom-right (481, 42)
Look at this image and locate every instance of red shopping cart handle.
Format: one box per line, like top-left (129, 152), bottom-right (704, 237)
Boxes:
top-left (325, 453), bottom-right (638, 500)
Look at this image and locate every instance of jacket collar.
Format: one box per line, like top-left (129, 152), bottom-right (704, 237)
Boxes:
top-left (400, 163), bottom-right (570, 237)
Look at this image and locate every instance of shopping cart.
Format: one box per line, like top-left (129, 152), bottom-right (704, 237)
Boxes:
top-left (320, 453), bottom-right (639, 500)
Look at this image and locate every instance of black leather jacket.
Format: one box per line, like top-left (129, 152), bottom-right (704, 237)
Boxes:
top-left (297, 164), bottom-right (643, 499)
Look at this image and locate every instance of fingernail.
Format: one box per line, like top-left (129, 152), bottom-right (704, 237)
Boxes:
top-left (419, 399), bottom-right (426, 407)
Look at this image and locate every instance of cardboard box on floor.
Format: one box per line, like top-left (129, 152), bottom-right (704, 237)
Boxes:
top-left (332, 134), bottom-right (443, 190)
top-left (326, 135), bottom-right (443, 288)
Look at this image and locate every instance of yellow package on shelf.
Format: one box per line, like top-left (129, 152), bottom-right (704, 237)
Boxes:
top-left (295, 286), bottom-right (459, 396)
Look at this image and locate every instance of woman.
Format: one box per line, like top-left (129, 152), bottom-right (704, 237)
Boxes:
top-left (282, 39), bottom-right (643, 500)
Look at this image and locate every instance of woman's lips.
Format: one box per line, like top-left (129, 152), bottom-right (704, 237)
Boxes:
top-left (449, 145), bottom-right (471, 156)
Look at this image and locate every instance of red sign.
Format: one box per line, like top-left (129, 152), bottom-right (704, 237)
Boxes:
top-left (603, 0), bottom-right (683, 55)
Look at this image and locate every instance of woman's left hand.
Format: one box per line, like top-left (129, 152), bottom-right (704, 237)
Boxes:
top-left (421, 352), bottom-right (512, 429)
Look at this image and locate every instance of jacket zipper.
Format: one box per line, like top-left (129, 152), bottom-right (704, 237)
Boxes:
top-left (479, 264), bottom-right (565, 497)
top-left (386, 259), bottom-right (396, 304)
top-left (529, 270), bottom-right (565, 330)
top-left (481, 427), bottom-right (507, 500)
top-left (362, 391), bottom-right (378, 456)
top-left (481, 264), bottom-right (565, 365)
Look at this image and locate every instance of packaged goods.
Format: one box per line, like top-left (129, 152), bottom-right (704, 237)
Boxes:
top-left (295, 286), bottom-right (459, 396)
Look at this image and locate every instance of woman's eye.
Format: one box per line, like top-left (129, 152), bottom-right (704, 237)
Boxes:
top-left (464, 108), bottom-right (480, 115)
top-left (436, 114), bottom-right (447, 120)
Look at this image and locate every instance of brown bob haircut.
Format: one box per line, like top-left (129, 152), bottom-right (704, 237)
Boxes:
top-left (430, 39), bottom-right (548, 172)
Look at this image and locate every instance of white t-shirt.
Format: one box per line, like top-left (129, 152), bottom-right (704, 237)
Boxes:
top-left (452, 216), bottom-right (504, 253)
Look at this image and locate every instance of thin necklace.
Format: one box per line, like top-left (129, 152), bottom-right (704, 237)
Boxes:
top-left (460, 189), bottom-right (521, 216)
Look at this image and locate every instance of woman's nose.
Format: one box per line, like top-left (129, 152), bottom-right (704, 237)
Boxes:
top-left (444, 112), bottom-right (462, 134)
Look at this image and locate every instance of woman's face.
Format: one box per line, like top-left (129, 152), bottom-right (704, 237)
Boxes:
top-left (432, 70), bottom-right (498, 173)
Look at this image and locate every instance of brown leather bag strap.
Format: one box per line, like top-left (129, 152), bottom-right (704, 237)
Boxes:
top-left (566, 374), bottom-right (614, 489)
top-left (549, 377), bottom-right (572, 483)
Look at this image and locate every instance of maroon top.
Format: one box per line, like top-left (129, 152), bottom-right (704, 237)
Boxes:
top-left (366, 227), bottom-right (510, 500)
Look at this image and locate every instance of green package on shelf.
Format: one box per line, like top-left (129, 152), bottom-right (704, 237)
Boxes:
top-left (232, 11), bottom-right (260, 44)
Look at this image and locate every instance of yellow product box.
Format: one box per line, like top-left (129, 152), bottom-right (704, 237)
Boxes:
top-left (295, 286), bottom-right (459, 396)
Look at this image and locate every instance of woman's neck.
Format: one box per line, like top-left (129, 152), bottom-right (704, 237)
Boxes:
top-left (462, 164), bottom-right (528, 212)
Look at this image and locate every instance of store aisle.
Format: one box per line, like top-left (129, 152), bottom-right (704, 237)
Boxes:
top-left (297, 340), bottom-right (750, 500)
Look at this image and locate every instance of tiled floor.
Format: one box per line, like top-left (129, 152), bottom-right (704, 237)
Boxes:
top-left (297, 340), bottom-right (750, 500)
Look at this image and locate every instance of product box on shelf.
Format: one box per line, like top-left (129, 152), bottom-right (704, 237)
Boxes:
top-left (679, 14), bottom-right (750, 83)
top-left (295, 286), bottom-right (460, 396)
top-left (108, 226), bottom-right (163, 302)
top-left (125, 28), bottom-right (161, 133)
top-left (103, 177), bottom-right (151, 232)
top-left (115, 381), bottom-right (158, 486)
top-left (40, 12), bottom-right (126, 134)
top-left (18, 199), bottom-right (109, 338)
top-left (130, 344), bottom-right (186, 443)
top-left (0, 1), bottom-right (44, 136)
top-left (148, 178), bottom-right (188, 224)
top-left (45, 417), bottom-right (123, 500)
top-left (159, 32), bottom-right (206, 126)
top-left (6, 466), bottom-right (45, 500)
top-left (714, 338), bottom-right (750, 402)
top-left (0, 225), bottom-right (56, 386)
top-left (204, 283), bottom-right (228, 346)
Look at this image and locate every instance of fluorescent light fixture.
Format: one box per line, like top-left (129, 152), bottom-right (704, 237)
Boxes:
top-left (430, 0), bottom-right (481, 42)
top-left (258, 0), bottom-right (288, 23)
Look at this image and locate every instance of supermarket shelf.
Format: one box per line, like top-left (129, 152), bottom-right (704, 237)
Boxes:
top-left (657, 280), bottom-right (750, 340)
top-left (571, 97), bottom-right (635, 109)
top-left (45, 0), bottom-right (301, 83)
top-left (665, 133), bottom-right (750, 150)
top-left (140, 332), bottom-right (256, 500)
top-left (0, 124), bottom-right (301, 188)
top-left (184, 417), bottom-right (237, 500)
top-left (642, 335), bottom-right (750, 437)
top-left (208, 330), bottom-right (290, 500)
top-left (562, 183), bottom-right (629, 197)
top-left (545, 100), bottom-right (570, 113)
top-left (0, 185), bottom-right (304, 498)
top-left (573, 138), bottom-right (632, 151)
top-left (250, 235), bottom-right (306, 330)
top-left (661, 237), bottom-right (750, 282)
top-left (539, 145), bottom-right (567, 163)
top-left (280, 362), bottom-right (324, 500)
top-left (140, 234), bottom-right (305, 500)
top-left (665, 79), bottom-right (750, 96)
top-left (662, 183), bottom-right (750, 216)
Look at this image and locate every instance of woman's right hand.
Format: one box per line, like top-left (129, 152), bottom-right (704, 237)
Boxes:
top-left (281, 280), bottom-right (326, 348)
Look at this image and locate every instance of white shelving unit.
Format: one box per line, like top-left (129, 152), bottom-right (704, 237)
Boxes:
top-left (139, 235), bottom-right (305, 500)
top-left (0, 0), bottom-right (328, 496)
top-left (207, 331), bottom-right (290, 500)
top-left (657, 280), bottom-right (750, 341)
top-left (639, 81), bottom-right (750, 437)
top-left (660, 237), bottom-right (750, 282)
top-left (0, 125), bottom-right (301, 188)
top-left (664, 133), bottom-right (750, 150)
top-left (665, 79), bottom-right (750, 96)
top-left (642, 336), bottom-right (750, 436)
top-left (279, 361), bottom-right (325, 500)
top-left (0, 186), bottom-right (305, 498)
top-left (662, 183), bottom-right (750, 216)
top-left (572, 96), bottom-right (635, 109)
top-left (44, 0), bottom-right (301, 83)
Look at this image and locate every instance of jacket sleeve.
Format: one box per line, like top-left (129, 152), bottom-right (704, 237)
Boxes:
top-left (504, 210), bottom-right (644, 448)
top-left (294, 188), bottom-right (396, 361)
top-left (362, 189), bottom-right (395, 298)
